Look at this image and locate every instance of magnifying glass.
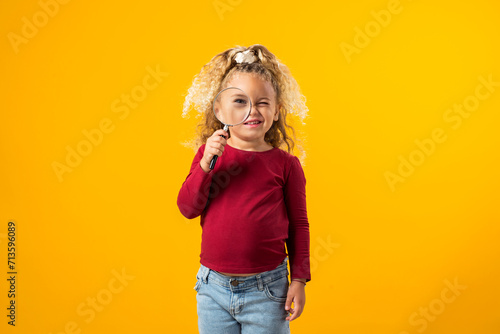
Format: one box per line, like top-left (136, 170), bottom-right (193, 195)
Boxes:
top-left (209, 87), bottom-right (252, 170)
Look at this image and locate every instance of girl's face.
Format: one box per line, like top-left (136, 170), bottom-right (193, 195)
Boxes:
top-left (224, 72), bottom-right (279, 147)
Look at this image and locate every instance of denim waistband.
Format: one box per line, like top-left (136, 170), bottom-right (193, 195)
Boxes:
top-left (197, 257), bottom-right (289, 291)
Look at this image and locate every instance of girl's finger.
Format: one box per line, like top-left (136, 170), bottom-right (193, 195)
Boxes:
top-left (213, 129), bottom-right (229, 138)
top-left (209, 147), bottom-right (223, 157)
top-left (208, 144), bottom-right (224, 155)
top-left (211, 136), bottom-right (227, 145)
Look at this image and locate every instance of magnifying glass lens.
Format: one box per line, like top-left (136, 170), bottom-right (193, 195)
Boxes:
top-left (214, 87), bottom-right (251, 126)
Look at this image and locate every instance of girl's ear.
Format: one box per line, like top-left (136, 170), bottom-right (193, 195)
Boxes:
top-left (274, 103), bottom-right (281, 121)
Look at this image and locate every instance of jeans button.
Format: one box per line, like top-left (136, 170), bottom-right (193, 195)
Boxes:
top-left (231, 280), bottom-right (239, 286)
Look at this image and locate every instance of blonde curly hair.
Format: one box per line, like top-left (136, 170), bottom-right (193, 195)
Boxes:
top-left (181, 44), bottom-right (309, 161)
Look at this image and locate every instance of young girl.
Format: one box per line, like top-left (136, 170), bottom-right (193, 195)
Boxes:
top-left (177, 44), bottom-right (310, 334)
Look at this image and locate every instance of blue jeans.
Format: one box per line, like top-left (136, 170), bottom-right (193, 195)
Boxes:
top-left (193, 257), bottom-right (291, 334)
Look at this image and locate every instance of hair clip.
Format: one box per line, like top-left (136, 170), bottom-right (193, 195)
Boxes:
top-left (234, 50), bottom-right (257, 64)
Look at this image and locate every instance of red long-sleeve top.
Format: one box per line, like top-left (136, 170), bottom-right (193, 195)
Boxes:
top-left (177, 143), bottom-right (311, 282)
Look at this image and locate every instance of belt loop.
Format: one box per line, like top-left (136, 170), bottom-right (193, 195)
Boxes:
top-left (201, 265), bottom-right (210, 283)
top-left (256, 274), bottom-right (263, 291)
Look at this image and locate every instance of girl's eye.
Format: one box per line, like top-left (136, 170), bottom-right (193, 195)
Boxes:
top-left (259, 102), bottom-right (269, 105)
top-left (235, 99), bottom-right (247, 104)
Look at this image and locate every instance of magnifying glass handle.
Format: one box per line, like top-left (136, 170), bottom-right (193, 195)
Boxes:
top-left (209, 125), bottom-right (229, 170)
top-left (209, 155), bottom-right (218, 170)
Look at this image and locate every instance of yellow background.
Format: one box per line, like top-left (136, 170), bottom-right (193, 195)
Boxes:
top-left (1, 0), bottom-right (499, 333)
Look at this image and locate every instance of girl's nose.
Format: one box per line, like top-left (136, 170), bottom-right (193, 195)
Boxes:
top-left (249, 102), bottom-right (261, 115)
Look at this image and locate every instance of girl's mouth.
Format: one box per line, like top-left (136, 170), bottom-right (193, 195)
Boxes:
top-left (243, 120), bottom-right (262, 127)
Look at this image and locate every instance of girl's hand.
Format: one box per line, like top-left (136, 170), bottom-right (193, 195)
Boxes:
top-left (200, 129), bottom-right (229, 173)
top-left (285, 281), bottom-right (306, 321)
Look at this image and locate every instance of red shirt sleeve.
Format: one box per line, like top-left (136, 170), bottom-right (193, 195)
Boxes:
top-left (177, 144), bottom-right (213, 219)
top-left (284, 156), bottom-right (311, 282)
